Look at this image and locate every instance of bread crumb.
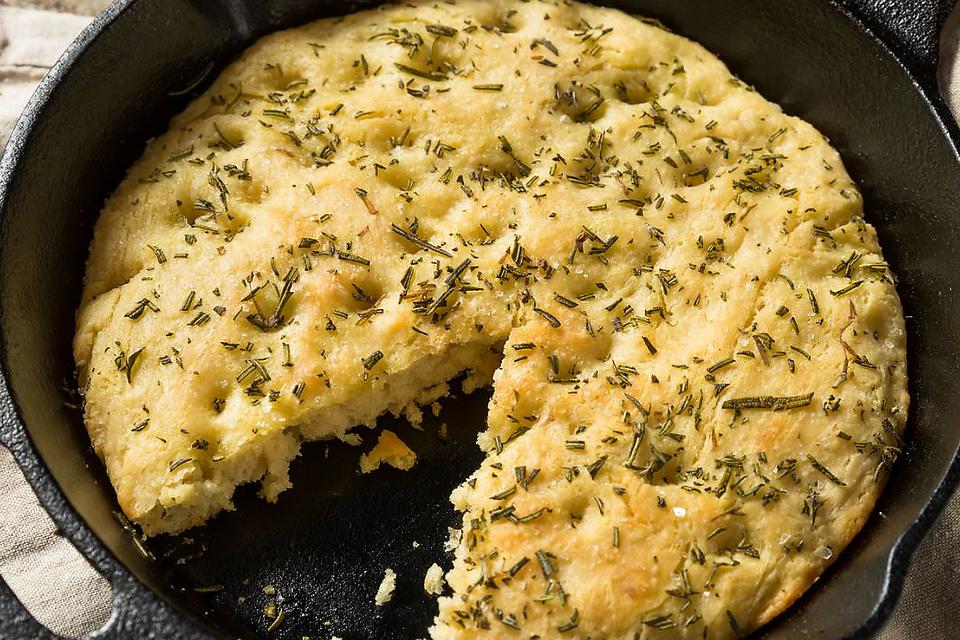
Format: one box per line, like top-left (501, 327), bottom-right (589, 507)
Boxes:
top-left (402, 381), bottom-right (450, 426)
top-left (444, 527), bottom-right (462, 553)
top-left (423, 563), bottom-right (445, 595)
top-left (402, 401), bottom-right (424, 425)
top-left (375, 568), bottom-right (396, 606)
top-left (359, 430), bottom-right (417, 474)
top-left (337, 431), bottom-right (363, 446)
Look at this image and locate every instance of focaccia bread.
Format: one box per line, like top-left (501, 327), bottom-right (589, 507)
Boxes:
top-left (74, 1), bottom-right (908, 637)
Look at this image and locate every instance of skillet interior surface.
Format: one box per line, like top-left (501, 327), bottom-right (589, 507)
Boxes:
top-left (1, 0), bottom-right (960, 638)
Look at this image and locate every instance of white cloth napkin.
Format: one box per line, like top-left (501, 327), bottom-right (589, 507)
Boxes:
top-left (0, 446), bottom-right (112, 638)
top-left (0, 6), bottom-right (90, 146)
top-left (1, 3), bottom-right (960, 638)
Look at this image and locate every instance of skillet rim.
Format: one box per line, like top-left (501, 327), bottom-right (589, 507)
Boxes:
top-left (0, 0), bottom-right (957, 637)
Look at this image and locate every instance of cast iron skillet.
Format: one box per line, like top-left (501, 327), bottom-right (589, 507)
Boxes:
top-left (1, 0), bottom-right (959, 638)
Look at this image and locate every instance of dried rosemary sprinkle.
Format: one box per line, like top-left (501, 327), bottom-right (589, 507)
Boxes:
top-left (707, 357), bottom-right (735, 374)
top-left (830, 280), bottom-right (864, 296)
top-left (727, 609), bottom-right (745, 638)
top-left (391, 223), bottom-right (452, 257)
top-left (533, 307), bottom-right (561, 328)
top-left (125, 298), bottom-right (160, 320)
top-left (394, 62), bottom-right (447, 82)
top-left (123, 348), bottom-right (144, 384)
top-left (426, 23), bottom-right (458, 37)
top-left (722, 392), bottom-right (814, 412)
top-left (807, 454), bottom-right (847, 486)
top-left (362, 350), bottom-right (384, 370)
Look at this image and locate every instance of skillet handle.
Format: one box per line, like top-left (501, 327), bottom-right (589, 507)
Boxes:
top-left (836, 0), bottom-right (956, 94)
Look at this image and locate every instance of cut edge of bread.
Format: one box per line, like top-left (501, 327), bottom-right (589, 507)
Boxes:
top-left (136, 339), bottom-right (502, 536)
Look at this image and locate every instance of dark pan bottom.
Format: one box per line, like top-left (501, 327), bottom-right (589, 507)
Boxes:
top-left (145, 376), bottom-right (490, 639)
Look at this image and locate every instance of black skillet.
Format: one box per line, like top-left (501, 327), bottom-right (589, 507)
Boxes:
top-left (1, 0), bottom-right (959, 638)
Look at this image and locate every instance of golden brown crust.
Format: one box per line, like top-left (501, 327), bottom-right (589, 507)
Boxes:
top-left (74, 1), bottom-right (907, 638)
